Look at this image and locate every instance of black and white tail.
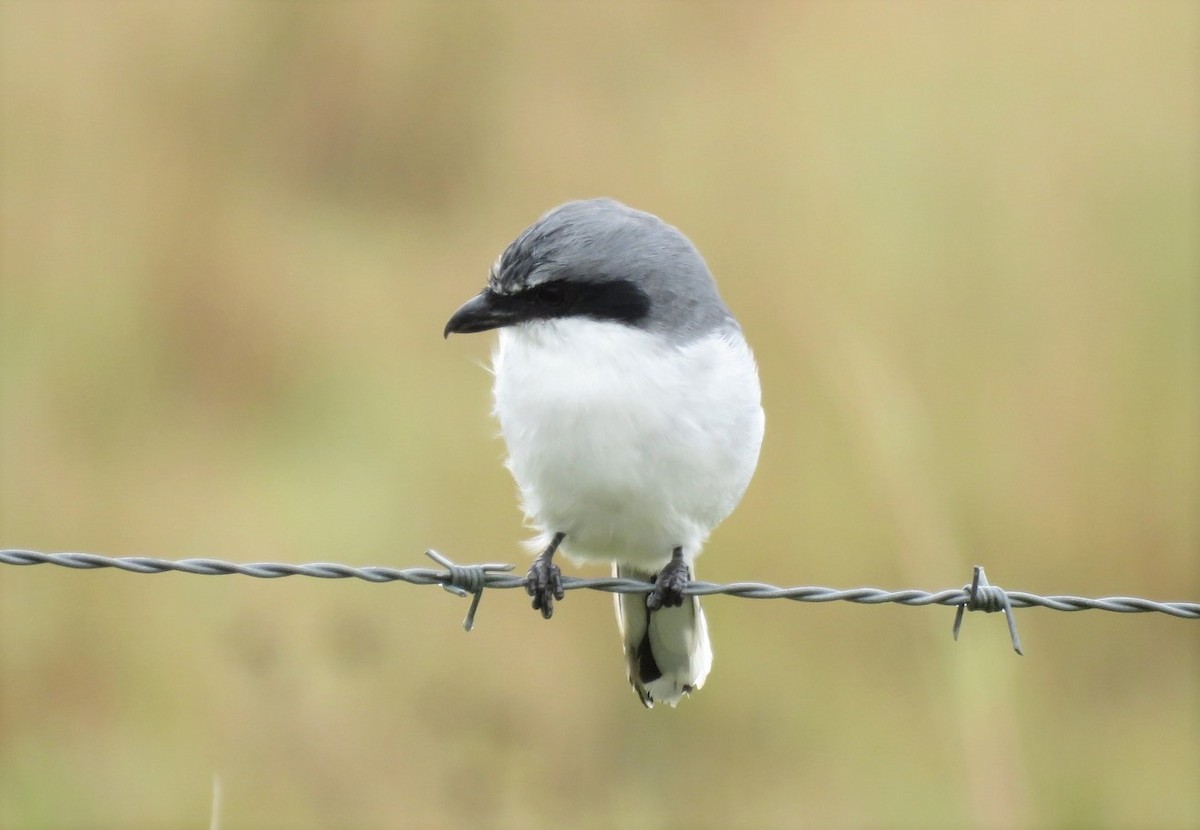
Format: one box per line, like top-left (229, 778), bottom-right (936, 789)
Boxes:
top-left (614, 563), bottom-right (713, 708)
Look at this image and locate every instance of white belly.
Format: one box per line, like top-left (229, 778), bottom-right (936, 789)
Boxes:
top-left (492, 318), bottom-right (764, 570)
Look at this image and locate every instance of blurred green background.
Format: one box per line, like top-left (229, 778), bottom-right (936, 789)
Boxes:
top-left (2, 3), bottom-right (1197, 828)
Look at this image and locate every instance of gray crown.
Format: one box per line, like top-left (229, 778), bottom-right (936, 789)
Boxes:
top-left (490, 198), bottom-right (738, 339)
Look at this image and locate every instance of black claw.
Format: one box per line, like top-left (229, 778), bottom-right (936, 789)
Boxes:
top-left (525, 558), bottom-right (563, 619)
top-left (526, 533), bottom-right (565, 620)
top-left (648, 548), bottom-right (690, 611)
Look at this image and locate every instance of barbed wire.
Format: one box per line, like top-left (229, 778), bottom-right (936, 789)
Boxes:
top-left (3, 549), bottom-right (1197, 655)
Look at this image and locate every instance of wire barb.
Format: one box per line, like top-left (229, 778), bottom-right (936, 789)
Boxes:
top-left (953, 565), bottom-right (1024, 655)
top-left (3, 549), bottom-right (1198, 651)
top-left (424, 549), bottom-right (514, 631)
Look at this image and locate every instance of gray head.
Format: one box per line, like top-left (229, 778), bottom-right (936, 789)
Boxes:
top-left (444, 198), bottom-right (736, 340)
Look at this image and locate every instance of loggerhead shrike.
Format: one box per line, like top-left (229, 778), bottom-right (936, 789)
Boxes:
top-left (444, 198), bottom-right (764, 707)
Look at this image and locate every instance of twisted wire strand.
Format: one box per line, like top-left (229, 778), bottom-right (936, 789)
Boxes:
top-left (3, 548), bottom-right (1197, 618)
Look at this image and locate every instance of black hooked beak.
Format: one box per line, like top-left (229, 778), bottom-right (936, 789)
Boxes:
top-left (443, 290), bottom-right (518, 338)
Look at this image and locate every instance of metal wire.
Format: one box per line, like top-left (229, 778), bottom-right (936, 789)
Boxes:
top-left (3, 549), bottom-right (1197, 651)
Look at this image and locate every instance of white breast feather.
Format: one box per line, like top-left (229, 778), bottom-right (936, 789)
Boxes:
top-left (492, 318), bottom-right (764, 571)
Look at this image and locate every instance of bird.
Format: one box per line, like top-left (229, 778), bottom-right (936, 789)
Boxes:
top-left (444, 198), bottom-right (764, 707)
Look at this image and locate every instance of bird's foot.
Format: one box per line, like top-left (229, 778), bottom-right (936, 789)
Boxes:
top-left (648, 548), bottom-right (690, 611)
top-left (525, 533), bottom-right (565, 619)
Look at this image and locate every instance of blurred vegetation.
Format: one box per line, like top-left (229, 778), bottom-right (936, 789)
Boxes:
top-left (1, 2), bottom-right (1197, 828)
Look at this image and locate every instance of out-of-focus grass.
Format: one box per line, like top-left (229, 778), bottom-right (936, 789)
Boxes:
top-left (1, 3), bottom-right (1196, 828)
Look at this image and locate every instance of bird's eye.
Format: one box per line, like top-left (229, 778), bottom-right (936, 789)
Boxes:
top-left (534, 283), bottom-right (567, 308)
